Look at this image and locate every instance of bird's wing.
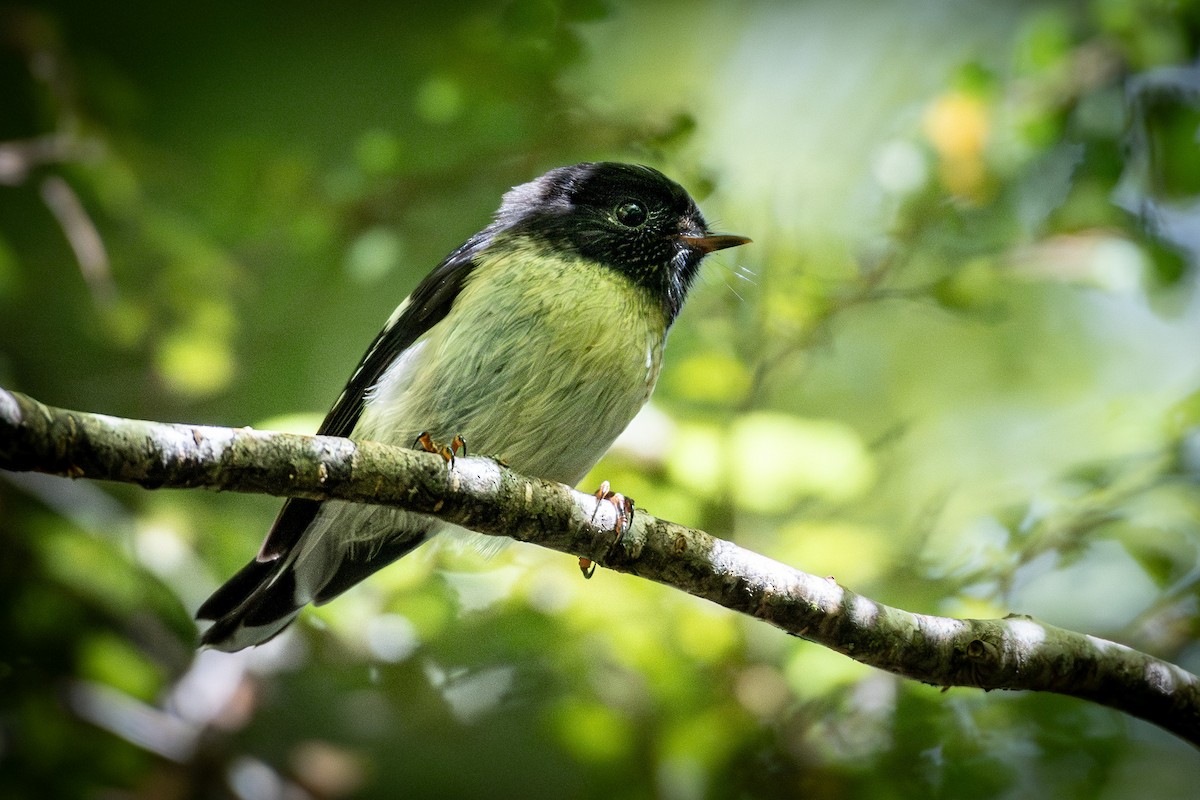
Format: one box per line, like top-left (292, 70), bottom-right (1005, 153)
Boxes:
top-left (261, 234), bottom-right (486, 558)
top-left (197, 238), bottom-right (484, 625)
top-left (197, 233), bottom-right (487, 626)
top-left (319, 233), bottom-right (488, 439)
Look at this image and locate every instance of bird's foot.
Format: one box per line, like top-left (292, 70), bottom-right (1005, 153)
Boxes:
top-left (414, 431), bottom-right (467, 468)
top-left (580, 480), bottom-right (634, 579)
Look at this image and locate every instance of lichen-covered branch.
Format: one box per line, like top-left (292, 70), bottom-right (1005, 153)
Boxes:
top-left (3, 386), bottom-right (1199, 747)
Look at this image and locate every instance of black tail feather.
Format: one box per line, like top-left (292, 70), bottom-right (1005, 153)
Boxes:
top-left (197, 515), bottom-right (432, 650)
top-left (197, 558), bottom-right (301, 650)
top-left (196, 556), bottom-right (280, 620)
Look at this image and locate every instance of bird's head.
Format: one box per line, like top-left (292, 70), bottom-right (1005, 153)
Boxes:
top-left (495, 162), bottom-right (750, 321)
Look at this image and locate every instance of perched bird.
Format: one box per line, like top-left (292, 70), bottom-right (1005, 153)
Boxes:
top-left (196, 162), bottom-right (750, 651)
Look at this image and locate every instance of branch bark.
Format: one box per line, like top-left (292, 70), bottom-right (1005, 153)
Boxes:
top-left (3, 386), bottom-right (1199, 747)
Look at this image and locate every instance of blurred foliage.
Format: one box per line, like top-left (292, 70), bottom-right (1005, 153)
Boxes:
top-left (2, 0), bottom-right (1200, 798)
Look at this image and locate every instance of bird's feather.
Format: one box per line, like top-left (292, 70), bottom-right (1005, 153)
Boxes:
top-left (318, 232), bottom-right (489, 440)
top-left (194, 235), bottom-right (484, 624)
top-left (257, 235), bottom-right (486, 562)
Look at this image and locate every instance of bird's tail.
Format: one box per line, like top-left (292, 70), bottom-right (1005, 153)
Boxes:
top-left (196, 500), bottom-right (431, 652)
top-left (195, 554), bottom-right (306, 651)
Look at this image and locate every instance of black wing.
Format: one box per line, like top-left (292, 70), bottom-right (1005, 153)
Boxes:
top-left (194, 235), bottom-right (484, 623)
top-left (319, 231), bottom-right (489, 439)
top-left (259, 233), bottom-right (486, 558)
top-left (198, 232), bottom-right (488, 628)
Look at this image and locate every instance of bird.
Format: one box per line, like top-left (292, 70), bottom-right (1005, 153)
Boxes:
top-left (196, 162), bottom-right (750, 651)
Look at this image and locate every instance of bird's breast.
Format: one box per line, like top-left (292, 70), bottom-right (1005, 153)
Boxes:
top-left (359, 247), bottom-right (669, 486)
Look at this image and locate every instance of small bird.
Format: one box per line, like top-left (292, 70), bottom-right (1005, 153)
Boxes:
top-left (196, 162), bottom-right (749, 651)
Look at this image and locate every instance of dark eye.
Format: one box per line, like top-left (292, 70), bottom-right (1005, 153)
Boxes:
top-left (614, 200), bottom-right (648, 228)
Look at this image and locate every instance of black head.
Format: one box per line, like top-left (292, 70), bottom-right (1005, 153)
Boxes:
top-left (493, 162), bottom-right (749, 322)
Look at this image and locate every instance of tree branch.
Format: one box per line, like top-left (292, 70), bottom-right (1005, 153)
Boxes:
top-left (3, 386), bottom-right (1199, 747)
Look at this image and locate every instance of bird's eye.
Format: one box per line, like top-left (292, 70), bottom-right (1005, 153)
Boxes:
top-left (614, 200), bottom-right (648, 228)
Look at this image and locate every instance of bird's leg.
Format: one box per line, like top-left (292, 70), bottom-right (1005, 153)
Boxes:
top-left (413, 431), bottom-right (467, 468)
top-left (580, 480), bottom-right (635, 579)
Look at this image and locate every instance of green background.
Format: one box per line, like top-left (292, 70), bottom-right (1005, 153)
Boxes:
top-left (3, 1), bottom-right (1200, 797)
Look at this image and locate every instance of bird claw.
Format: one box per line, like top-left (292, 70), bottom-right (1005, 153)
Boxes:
top-left (579, 480), bottom-right (634, 579)
top-left (414, 431), bottom-right (466, 468)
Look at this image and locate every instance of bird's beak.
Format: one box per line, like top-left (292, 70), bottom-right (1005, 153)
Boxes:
top-left (678, 233), bottom-right (752, 254)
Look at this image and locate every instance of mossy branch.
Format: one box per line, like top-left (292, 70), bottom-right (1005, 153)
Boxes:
top-left (2, 386), bottom-right (1199, 747)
